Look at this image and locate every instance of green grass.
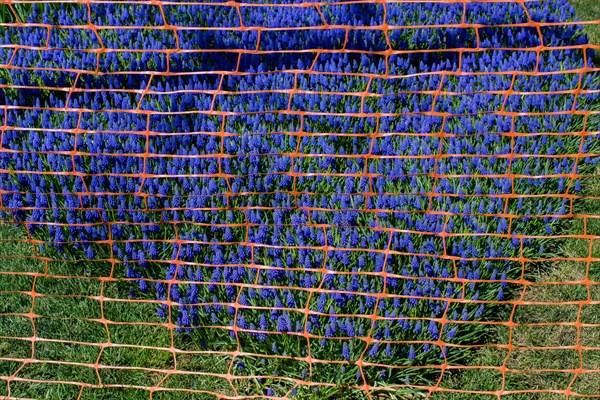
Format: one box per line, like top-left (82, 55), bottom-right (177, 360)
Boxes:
top-left (430, 229), bottom-right (600, 399)
top-left (571, 0), bottom-right (600, 45)
top-left (0, 225), bottom-right (235, 399)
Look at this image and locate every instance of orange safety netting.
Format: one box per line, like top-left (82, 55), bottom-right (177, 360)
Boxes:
top-left (0, 0), bottom-right (599, 399)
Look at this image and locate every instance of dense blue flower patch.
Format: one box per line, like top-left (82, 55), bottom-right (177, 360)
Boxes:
top-left (0, 0), bottom-right (599, 397)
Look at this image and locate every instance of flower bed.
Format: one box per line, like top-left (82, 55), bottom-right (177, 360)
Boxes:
top-left (1, 1), bottom-right (599, 397)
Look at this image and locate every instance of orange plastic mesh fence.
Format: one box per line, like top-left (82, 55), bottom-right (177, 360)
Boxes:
top-left (0, 0), bottom-right (599, 399)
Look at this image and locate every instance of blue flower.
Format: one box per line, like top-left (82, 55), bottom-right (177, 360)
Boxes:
top-left (342, 342), bottom-right (350, 360)
top-left (408, 345), bottom-right (416, 361)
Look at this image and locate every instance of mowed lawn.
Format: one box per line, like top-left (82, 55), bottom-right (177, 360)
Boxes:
top-left (0, 1), bottom-right (599, 399)
top-left (571, 0), bottom-right (600, 46)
